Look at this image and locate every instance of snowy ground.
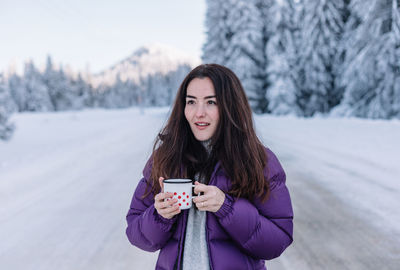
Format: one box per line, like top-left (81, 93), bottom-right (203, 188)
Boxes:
top-left (0, 108), bottom-right (399, 269)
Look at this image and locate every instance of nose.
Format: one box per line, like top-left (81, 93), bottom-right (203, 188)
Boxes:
top-left (195, 103), bottom-right (206, 118)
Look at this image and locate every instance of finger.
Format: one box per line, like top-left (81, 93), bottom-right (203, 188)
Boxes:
top-left (159, 177), bottom-right (165, 192)
top-left (193, 182), bottom-right (209, 195)
top-left (159, 202), bottom-right (179, 212)
top-left (155, 195), bottom-right (175, 211)
top-left (193, 194), bottom-right (211, 204)
top-left (196, 201), bottom-right (208, 211)
top-left (157, 197), bottom-right (178, 209)
top-left (164, 207), bottom-right (181, 218)
top-left (159, 204), bottom-right (180, 216)
top-left (155, 192), bottom-right (173, 202)
top-left (155, 200), bottom-right (176, 212)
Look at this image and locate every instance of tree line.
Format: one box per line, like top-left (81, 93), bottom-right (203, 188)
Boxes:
top-left (0, 56), bottom-right (191, 140)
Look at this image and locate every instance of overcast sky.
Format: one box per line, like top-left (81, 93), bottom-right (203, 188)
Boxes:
top-left (0, 0), bottom-right (206, 73)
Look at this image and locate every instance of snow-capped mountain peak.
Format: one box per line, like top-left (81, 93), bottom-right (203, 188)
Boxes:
top-left (91, 43), bottom-right (201, 87)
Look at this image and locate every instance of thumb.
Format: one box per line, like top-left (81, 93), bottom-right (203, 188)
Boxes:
top-left (159, 177), bottom-right (165, 192)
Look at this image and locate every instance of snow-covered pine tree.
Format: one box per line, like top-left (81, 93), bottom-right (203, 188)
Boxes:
top-left (8, 73), bottom-right (27, 112)
top-left (136, 77), bottom-right (147, 110)
top-left (225, 0), bottom-right (270, 113)
top-left (203, 0), bottom-right (272, 113)
top-left (80, 66), bottom-right (95, 108)
top-left (92, 83), bottom-right (110, 108)
top-left (145, 73), bottom-right (167, 106)
top-left (102, 74), bottom-right (135, 108)
top-left (332, 0), bottom-right (376, 117)
top-left (164, 64), bottom-right (192, 104)
top-left (24, 61), bottom-right (53, 112)
top-left (99, 82), bottom-right (117, 109)
top-left (83, 80), bottom-right (95, 108)
top-left (44, 57), bottom-right (82, 111)
top-left (43, 56), bottom-right (60, 110)
top-left (331, 0), bottom-right (352, 112)
top-left (69, 73), bottom-right (91, 110)
top-left (295, 0), bottom-right (346, 116)
top-left (202, 0), bottom-right (236, 65)
top-left (50, 68), bottom-right (73, 111)
top-left (125, 79), bottom-right (139, 107)
top-left (0, 74), bottom-right (15, 140)
top-left (375, 0), bottom-right (400, 118)
top-left (266, 0), bottom-right (298, 115)
top-left (333, 0), bottom-right (400, 118)
top-left (392, 0), bottom-right (400, 117)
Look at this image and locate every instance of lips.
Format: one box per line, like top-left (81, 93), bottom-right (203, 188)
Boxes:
top-left (195, 122), bottom-right (210, 126)
top-left (194, 122), bottom-right (210, 130)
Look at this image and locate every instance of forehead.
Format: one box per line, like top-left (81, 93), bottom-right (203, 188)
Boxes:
top-left (186, 77), bottom-right (215, 97)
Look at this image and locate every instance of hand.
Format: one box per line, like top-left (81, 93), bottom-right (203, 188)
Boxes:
top-left (154, 177), bottom-right (181, 219)
top-left (193, 181), bottom-right (225, 212)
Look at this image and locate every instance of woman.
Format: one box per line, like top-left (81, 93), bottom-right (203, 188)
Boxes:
top-left (126, 64), bottom-right (293, 270)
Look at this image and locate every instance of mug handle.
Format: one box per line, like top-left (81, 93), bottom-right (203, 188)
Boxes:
top-left (192, 184), bottom-right (202, 196)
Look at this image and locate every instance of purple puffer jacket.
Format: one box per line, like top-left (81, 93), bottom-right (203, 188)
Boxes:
top-left (126, 148), bottom-right (293, 270)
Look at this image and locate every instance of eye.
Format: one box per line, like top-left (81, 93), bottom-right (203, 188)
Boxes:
top-left (186, 100), bottom-right (195, 105)
top-left (207, 100), bottom-right (217, 105)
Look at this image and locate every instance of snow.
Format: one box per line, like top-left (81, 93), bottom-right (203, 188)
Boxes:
top-left (0, 108), bottom-right (399, 269)
top-left (255, 114), bottom-right (400, 236)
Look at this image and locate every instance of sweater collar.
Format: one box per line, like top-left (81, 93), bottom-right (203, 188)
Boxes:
top-left (200, 139), bottom-right (212, 155)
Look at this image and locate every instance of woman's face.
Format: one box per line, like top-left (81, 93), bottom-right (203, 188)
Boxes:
top-left (184, 77), bottom-right (219, 142)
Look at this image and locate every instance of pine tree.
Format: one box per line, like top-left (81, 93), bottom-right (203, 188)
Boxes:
top-left (92, 83), bottom-right (110, 108)
top-left (8, 73), bottom-right (27, 112)
top-left (164, 64), bottom-right (192, 104)
top-left (145, 73), bottom-right (166, 106)
top-left (24, 61), bottom-right (53, 112)
top-left (295, 0), bottom-right (346, 116)
top-left (333, 0), bottom-right (352, 111)
top-left (102, 74), bottom-right (135, 108)
top-left (202, 0), bottom-right (236, 64)
top-left (203, 0), bottom-right (272, 113)
top-left (44, 57), bottom-right (79, 111)
top-left (69, 73), bottom-right (91, 110)
top-left (43, 55), bottom-right (60, 110)
top-left (333, 0), bottom-right (400, 118)
top-left (226, 0), bottom-right (270, 113)
top-left (266, 0), bottom-right (298, 115)
top-left (0, 74), bottom-right (15, 140)
top-left (392, 0), bottom-right (400, 117)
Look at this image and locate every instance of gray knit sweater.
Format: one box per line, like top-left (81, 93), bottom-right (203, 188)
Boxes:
top-left (182, 141), bottom-right (211, 270)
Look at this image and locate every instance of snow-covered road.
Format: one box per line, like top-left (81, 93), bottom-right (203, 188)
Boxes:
top-left (0, 108), bottom-right (399, 269)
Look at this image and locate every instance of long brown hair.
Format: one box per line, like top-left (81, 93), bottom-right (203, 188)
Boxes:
top-left (147, 64), bottom-right (269, 201)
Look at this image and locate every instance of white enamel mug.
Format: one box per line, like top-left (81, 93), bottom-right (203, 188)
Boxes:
top-left (163, 179), bottom-right (196, 210)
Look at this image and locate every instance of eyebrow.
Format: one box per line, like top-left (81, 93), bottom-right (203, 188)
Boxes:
top-left (186, 95), bottom-right (216, 99)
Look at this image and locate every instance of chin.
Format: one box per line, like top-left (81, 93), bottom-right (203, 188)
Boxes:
top-left (195, 136), bottom-right (210, 141)
top-left (193, 132), bottom-right (211, 142)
